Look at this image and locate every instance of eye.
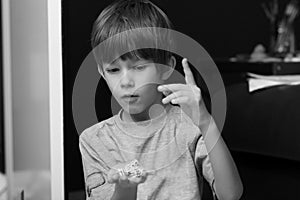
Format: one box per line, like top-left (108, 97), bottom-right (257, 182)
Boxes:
top-left (106, 68), bottom-right (120, 74)
top-left (134, 64), bottom-right (147, 71)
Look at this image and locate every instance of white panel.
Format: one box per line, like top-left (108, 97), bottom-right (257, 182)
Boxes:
top-left (3, 0), bottom-right (64, 198)
top-left (48, 0), bottom-right (65, 199)
top-left (6, 0), bottom-right (55, 199)
top-left (2, 0), bottom-right (14, 198)
top-left (10, 0), bottom-right (50, 171)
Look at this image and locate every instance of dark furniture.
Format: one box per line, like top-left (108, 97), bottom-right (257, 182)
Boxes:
top-left (216, 59), bottom-right (300, 199)
top-left (216, 59), bottom-right (300, 161)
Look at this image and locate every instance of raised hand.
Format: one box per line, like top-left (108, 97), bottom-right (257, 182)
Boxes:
top-left (157, 58), bottom-right (204, 127)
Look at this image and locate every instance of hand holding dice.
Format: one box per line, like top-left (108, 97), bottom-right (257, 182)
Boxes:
top-left (123, 159), bottom-right (144, 178)
top-left (108, 159), bottom-right (148, 188)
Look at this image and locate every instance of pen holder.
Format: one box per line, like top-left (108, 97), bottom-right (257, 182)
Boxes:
top-left (273, 20), bottom-right (296, 57)
top-left (263, 0), bottom-right (298, 57)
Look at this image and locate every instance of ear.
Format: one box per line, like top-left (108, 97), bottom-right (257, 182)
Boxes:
top-left (161, 56), bottom-right (176, 80)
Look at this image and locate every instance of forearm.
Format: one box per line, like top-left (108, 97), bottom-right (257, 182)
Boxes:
top-left (201, 116), bottom-right (243, 200)
top-left (111, 184), bottom-right (137, 200)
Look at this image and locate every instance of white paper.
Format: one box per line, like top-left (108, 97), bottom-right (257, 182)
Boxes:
top-left (247, 73), bottom-right (300, 92)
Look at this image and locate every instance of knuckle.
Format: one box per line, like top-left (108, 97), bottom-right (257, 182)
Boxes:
top-left (193, 86), bottom-right (201, 95)
top-left (193, 85), bottom-right (200, 92)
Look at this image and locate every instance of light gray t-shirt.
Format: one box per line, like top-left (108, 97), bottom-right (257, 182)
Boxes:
top-left (79, 105), bottom-right (215, 200)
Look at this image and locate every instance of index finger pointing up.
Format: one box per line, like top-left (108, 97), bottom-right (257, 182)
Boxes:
top-left (182, 58), bottom-right (196, 85)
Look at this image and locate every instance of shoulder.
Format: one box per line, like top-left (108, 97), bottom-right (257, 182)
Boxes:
top-left (167, 105), bottom-right (202, 140)
top-left (79, 115), bottom-right (116, 144)
top-left (168, 105), bottom-right (200, 130)
top-left (78, 115), bottom-right (119, 167)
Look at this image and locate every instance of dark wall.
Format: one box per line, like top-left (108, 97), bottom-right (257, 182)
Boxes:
top-left (62, 0), bottom-right (300, 193)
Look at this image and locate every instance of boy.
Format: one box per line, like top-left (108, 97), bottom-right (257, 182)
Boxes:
top-left (79, 0), bottom-right (243, 199)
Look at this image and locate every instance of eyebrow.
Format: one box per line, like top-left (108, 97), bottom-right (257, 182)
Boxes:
top-left (105, 59), bottom-right (150, 68)
top-left (110, 59), bottom-right (119, 65)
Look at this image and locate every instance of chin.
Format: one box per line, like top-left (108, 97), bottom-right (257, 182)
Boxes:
top-left (122, 105), bottom-right (145, 115)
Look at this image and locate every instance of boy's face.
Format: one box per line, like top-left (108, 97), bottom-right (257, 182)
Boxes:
top-left (102, 58), bottom-right (166, 115)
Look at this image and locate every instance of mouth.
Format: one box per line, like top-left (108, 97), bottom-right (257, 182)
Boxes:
top-left (121, 94), bottom-right (140, 103)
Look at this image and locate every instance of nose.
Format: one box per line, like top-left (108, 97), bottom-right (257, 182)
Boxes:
top-left (120, 70), bottom-right (134, 88)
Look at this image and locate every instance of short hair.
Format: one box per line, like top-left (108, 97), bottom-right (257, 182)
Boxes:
top-left (91, 0), bottom-right (175, 71)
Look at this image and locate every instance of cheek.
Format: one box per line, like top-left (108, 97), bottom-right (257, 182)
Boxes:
top-left (106, 79), bottom-right (119, 94)
top-left (139, 84), bottom-right (160, 100)
top-left (138, 70), bottom-right (161, 86)
top-left (135, 73), bottom-right (161, 97)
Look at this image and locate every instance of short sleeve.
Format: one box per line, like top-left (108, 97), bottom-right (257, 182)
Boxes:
top-left (79, 135), bottom-right (114, 200)
top-left (194, 135), bottom-right (216, 199)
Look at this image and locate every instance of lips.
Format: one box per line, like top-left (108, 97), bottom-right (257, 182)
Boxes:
top-left (121, 94), bottom-right (139, 103)
top-left (122, 94), bottom-right (139, 98)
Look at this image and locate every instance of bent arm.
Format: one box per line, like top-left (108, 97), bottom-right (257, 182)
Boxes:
top-left (199, 102), bottom-right (243, 200)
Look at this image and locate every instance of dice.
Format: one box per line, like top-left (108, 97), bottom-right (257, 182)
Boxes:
top-left (123, 159), bottom-right (144, 178)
